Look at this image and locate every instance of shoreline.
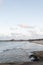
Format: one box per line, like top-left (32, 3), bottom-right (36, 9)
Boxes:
top-left (0, 38), bottom-right (43, 42)
top-left (0, 61), bottom-right (43, 65)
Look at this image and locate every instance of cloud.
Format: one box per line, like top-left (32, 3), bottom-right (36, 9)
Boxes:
top-left (19, 24), bottom-right (34, 29)
top-left (10, 25), bottom-right (43, 38)
top-left (18, 24), bottom-right (43, 39)
top-left (0, 25), bottom-right (43, 40)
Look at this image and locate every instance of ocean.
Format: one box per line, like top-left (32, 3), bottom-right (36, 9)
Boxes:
top-left (0, 41), bottom-right (43, 63)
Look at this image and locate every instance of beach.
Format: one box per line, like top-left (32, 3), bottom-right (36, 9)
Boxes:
top-left (0, 61), bottom-right (43, 65)
top-left (29, 39), bottom-right (43, 45)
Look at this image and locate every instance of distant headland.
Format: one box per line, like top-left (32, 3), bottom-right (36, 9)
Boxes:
top-left (0, 38), bottom-right (43, 42)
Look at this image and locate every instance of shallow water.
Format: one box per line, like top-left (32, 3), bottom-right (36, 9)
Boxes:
top-left (0, 41), bottom-right (43, 63)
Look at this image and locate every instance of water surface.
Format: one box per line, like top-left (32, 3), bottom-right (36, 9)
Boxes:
top-left (0, 41), bottom-right (43, 63)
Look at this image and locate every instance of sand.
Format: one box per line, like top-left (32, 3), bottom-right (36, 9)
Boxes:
top-left (29, 40), bottom-right (43, 45)
top-left (0, 61), bottom-right (43, 65)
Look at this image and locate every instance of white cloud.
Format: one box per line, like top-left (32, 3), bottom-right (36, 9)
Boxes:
top-left (19, 24), bottom-right (34, 29)
top-left (0, 25), bottom-right (43, 40)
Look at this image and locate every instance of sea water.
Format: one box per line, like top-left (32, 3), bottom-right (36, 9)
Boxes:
top-left (0, 41), bottom-right (43, 63)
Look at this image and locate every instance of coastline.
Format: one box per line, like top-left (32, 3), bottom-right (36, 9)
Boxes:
top-left (0, 38), bottom-right (43, 42)
top-left (0, 39), bottom-right (43, 64)
top-left (0, 61), bottom-right (43, 65)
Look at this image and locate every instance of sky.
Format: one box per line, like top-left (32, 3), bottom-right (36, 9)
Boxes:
top-left (0, 0), bottom-right (43, 39)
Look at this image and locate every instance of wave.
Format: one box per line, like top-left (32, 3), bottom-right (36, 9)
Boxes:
top-left (3, 49), bottom-right (11, 52)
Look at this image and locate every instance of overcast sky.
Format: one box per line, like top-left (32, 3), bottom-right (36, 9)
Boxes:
top-left (0, 0), bottom-right (43, 39)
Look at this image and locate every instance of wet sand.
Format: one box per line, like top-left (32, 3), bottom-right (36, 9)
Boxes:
top-left (29, 40), bottom-right (43, 45)
top-left (21, 61), bottom-right (43, 65)
top-left (0, 61), bottom-right (43, 65)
